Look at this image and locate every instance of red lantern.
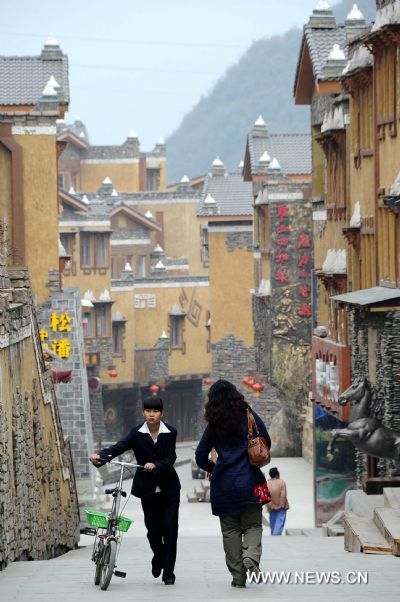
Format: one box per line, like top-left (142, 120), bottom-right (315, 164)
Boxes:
top-left (204, 377), bottom-right (212, 386)
top-left (242, 376), bottom-right (250, 385)
top-left (258, 383), bottom-right (265, 393)
top-left (149, 384), bottom-right (160, 395)
top-left (108, 369), bottom-right (118, 378)
top-left (247, 378), bottom-right (255, 387)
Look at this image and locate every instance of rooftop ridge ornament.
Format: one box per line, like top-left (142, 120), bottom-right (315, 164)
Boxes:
top-left (42, 82), bottom-right (58, 97)
top-left (48, 75), bottom-right (60, 89)
top-left (254, 115), bottom-right (266, 126)
top-left (204, 193), bottom-right (216, 204)
top-left (46, 33), bottom-right (59, 46)
top-left (268, 157), bottom-right (281, 170)
top-left (258, 151), bottom-right (271, 164)
top-left (157, 136), bottom-right (165, 145)
top-left (212, 156), bottom-right (224, 167)
top-left (103, 176), bottom-right (112, 184)
top-left (145, 210), bottom-right (154, 218)
top-left (111, 188), bottom-right (118, 197)
top-left (82, 194), bottom-right (89, 204)
top-left (127, 129), bottom-right (138, 139)
top-left (180, 175), bottom-right (190, 183)
top-left (316, 0), bottom-right (330, 10)
top-left (328, 44), bottom-right (345, 61)
top-left (347, 3), bottom-right (364, 20)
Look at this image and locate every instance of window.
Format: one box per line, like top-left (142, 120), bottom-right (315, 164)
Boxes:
top-left (96, 305), bottom-right (109, 337)
top-left (80, 233), bottom-right (109, 269)
top-left (170, 316), bottom-right (182, 347)
top-left (147, 168), bottom-right (160, 191)
top-left (58, 173), bottom-right (66, 189)
top-left (60, 233), bottom-right (75, 258)
top-left (201, 227), bottom-right (209, 265)
top-left (83, 310), bottom-right (94, 338)
top-left (137, 255), bottom-right (146, 277)
top-left (112, 322), bottom-right (124, 355)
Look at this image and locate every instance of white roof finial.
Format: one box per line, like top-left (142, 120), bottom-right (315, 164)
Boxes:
top-left (48, 75), bottom-right (60, 89)
top-left (204, 194), bottom-right (216, 205)
top-left (111, 188), bottom-right (118, 197)
top-left (68, 186), bottom-right (76, 194)
top-left (316, 0), bottom-right (330, 10)
top-left (127, 129), bottom-right (138, 139)
top-left (269, 157), bottom-right (281, 170)
top-left (180, 175), bottom-right (190, 183)
top-left (46, 33), bottom-right (59, 46)
top-left (82, 194), bottom-right (89, 204)
top-left (145, 210), bottom-right (154, 219)
top-left (255, 115), bottom-right (265, 126)
top-left (103, 176), bottom-right (112, 184)
top-left (347, 4), bottom-right (364, 20)
top-left (157, 136), bottom-right (165, 145)
top-left (212, 156), bottom-right (224, 167)
top-left (328, 44), bottom-right (345, 60)
top-left (258, 151), bottom-right (271, 164)
top-left (42, 82), bottom-right (57, 97)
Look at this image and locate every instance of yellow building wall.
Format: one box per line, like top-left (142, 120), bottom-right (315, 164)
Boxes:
top-left (209, 231), bottom-right (254, 347)
top-left (131, 284), bottom-right (211, 376)
top-left (60, 228), bottom-right (111, 298)
top-left (108, 290), bottom-right (136, 383)
top-left (0, 143), bottom-right (13, 243)
top-left (80, 162), bottom-right (140, 193)
top-left (16, 135), bottom-right (59, 303)
top-left (136, 201), bottom-right (207, 276)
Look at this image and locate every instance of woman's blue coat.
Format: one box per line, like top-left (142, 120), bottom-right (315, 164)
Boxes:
top-left (195, 411), bottom-right (271, 516)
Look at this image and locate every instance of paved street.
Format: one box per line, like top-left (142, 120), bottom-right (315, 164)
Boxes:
top-left (1, 454), bottom-right (399, 601)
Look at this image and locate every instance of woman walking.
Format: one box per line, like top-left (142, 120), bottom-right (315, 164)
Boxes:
top-left (196, 379), bottom-right (271, 588)
top-left (267, 467), bottom-right (289, 536)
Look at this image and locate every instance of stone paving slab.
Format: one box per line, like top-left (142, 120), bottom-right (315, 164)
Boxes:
top-left (1, 536), bottom-right (399, 601)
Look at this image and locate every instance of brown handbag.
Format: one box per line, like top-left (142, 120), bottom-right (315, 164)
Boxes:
top-left (247, 409), bottom-right (271, 468)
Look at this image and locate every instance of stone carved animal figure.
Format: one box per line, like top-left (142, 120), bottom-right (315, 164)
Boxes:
top-left (326, 376), bottom-right (400, 474)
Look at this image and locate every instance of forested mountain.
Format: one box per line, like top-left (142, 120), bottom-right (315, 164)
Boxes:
top-left (166, 0), bottom-right (375, 183)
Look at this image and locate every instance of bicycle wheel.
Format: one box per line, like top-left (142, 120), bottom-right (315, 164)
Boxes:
top-left (93, 539), bottom-right (104, 586)
top-left (100, 539), bottom-right (117, 590)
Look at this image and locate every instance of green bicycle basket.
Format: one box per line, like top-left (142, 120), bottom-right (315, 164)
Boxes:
top-left (85, 509), bottom-right (133, 532)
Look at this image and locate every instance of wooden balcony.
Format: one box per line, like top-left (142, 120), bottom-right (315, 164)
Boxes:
top-left (311, 335), bottom-right (350, 421)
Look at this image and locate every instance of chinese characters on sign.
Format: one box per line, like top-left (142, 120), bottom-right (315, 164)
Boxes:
top-left (40, 311), bottom-right (72, 359)
top-left (272, 204), bottom-right (312, 326)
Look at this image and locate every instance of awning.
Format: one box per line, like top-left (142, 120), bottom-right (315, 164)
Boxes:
top-left (331, 286), bottom-right (400, 307)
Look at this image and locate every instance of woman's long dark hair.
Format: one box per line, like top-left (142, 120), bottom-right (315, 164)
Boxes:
top-left (204, 379), bottom-right (249, 442)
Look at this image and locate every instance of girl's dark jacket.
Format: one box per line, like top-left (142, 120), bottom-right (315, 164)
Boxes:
top-left (100, 423), bottom-right (181, 500)
top-left (195, 411), bottom-right (271, 516)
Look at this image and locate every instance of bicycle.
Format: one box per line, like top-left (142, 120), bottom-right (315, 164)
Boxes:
top-left (85, 457), bottom-right (142, 590)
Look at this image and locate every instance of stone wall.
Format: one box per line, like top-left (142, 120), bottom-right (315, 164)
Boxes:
top-left (0, 261), bottom-right (79, 570)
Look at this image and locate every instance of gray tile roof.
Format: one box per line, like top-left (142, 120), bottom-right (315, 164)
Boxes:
top-left (198, 172), bottom-right (253, 217)
top-left (305, 26), bottom-right (348, 81)
top-left (83, 142), bottom-right (139, 160)
top-left (0, 53), bottom-right (69, 105)
top-left (248, 133), bottom-right (311, 175)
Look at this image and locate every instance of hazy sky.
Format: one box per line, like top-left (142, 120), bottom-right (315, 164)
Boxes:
top-left (1, 0), bottom-right (320, 149)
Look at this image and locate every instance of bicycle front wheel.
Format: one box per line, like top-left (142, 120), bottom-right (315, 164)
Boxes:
top-left (93, 538), bottom-right (104, 586)
top-left (100, 539), bottom-right (117, 590)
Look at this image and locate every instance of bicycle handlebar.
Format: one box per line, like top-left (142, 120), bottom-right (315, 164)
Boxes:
top-left (99, 455), bottom-right (143, 469)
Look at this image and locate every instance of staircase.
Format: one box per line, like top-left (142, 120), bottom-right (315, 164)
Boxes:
top-left (344, 487), bottom-right (400, 556)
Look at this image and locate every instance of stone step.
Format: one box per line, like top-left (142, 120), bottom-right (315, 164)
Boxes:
top-left (373, 507), bottom-right (400, 556)
top-left (383, 487), bottom-right (400, 509)
top-left (186, 492), bottom-right (199, 503)
top-left (344, 512), bottom-right (392, 554)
